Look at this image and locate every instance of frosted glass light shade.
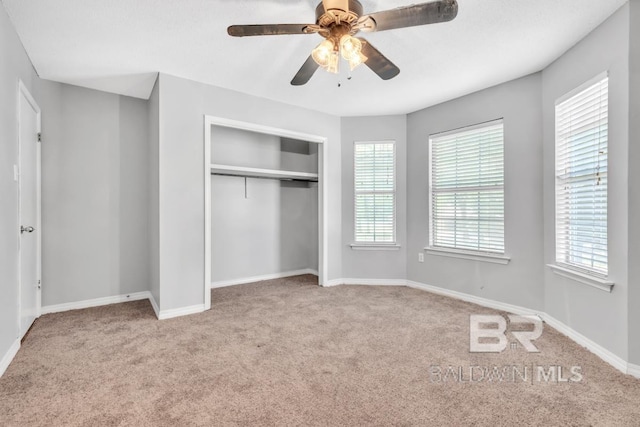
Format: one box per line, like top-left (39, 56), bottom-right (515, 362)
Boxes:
top-left (348, 52), bottom-right (368, 71)
top-left (312, 40), bottom-right (335, 68)
top-left (340, 35), bottom-right (363, 61)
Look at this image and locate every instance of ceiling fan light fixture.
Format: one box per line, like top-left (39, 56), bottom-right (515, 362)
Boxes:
top-left (348, 51), bottom-right (367, 71)
top-left (312, 39), bottom-right (335, 68)
top-left (339, 35), bottom-right (362, 61)
top-left (326, 50), bottom-right (340, 74)
top-left (312, 39), bottom-right (340, 74)
top-left (228, 0), bottom-right (460, 85)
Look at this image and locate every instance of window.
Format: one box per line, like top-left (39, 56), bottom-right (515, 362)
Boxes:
top-left (429, 120), bottom-right (505, 254)
top-left (555, 75), bottom-right (608, 276)
top-left (354, 141), bottom-right (396, 244)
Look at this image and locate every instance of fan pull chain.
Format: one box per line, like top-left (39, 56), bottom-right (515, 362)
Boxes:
top-left (338, 70), bottom-right (354, 87)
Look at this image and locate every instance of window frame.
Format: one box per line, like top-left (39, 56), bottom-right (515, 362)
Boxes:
top-left (427, 119), bottom-right (507, 261)
top-left (552, 72), bottom-right (610, 281)
top-left (352, 140), bottom-right (397, 247)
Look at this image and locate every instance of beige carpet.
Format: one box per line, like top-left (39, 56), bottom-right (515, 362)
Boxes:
top-left (1, 274), bottom-right (639, 426)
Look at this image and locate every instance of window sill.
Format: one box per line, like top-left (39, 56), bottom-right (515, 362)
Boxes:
top-left (350, 244), bottom-right (401, 251)
top-left (547, 264), bottom-right (614, 293)
top-left (424, 247), bottom-right (511, 265)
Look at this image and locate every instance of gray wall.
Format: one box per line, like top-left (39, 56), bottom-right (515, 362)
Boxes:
top-left (627, 0), bottom-right (640, 366)
top-left (211, 178), bottom-right (318, 281)
top-left (157, 73), bottom-right (342, 312)
top-left (0, 4), bottom-right (40, 363)
top-left (148, 79), bottom-right (160, 307)
top-left (340, 115), bottom-right (407, 279)
top-left (542, 4), bottom-right (629, 360)
top-left (119, 92), bottom-right (150, 297)
top-left (39, 82), bottom-right (150, 306)
top-left (210, 125), bottom-right (319, 282)
top-left (406, 73), bottom-right (545, 311)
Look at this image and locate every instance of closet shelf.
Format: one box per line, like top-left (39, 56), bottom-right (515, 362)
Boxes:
top-left (210, 164), bottom-right (318, 182)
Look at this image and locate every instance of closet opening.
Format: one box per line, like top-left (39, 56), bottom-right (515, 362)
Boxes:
top-left (203, 116), bottom-right (328, 310)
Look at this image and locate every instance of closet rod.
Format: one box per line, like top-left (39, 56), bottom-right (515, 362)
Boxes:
top-left (210, 172), bottom-right (316, 182)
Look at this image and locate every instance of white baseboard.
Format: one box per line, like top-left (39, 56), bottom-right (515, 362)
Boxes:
top-left (210, 269), bottom-right (318, 289)
top-left (40, 290), bottom-right (205, 322)
top-left (0, 340), bottom-right (20, 377)
top-left (541, 313), bottom-right (628, 374)
top-left (628, 363), bottom-right (640, 379)
top-left (148, 293), bottom-right (160, 319)
top-left (158, 304), bottom-right (205, 320)
top-left (341, 278), bottom-right (407, 287)
top-left (322, 278), bottom-right (406, 287)
top-left (406, 280), bottom-right (539, 316)
top-left (41, 291), bottom-right (152, 315)
top-left (322, 278), bottom-right (343, 287)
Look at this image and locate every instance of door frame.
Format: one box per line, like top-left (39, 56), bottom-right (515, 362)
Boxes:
top-left (17, 80), bottom-right (42, 336)
top-left (203, 115), bottom-right (329, 311)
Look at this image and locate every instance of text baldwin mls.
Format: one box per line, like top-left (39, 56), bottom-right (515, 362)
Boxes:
top-left (429, 365), bottom-right (583, 384)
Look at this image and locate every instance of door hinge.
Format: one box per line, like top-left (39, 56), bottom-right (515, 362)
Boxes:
top-left (37, 133), bottom-right (42, 142)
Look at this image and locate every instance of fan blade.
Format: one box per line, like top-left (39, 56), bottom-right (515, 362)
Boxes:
top-left (360, 0), bottom-right (458, 33)
top-left (227, 24), bottom-right (313, 37)
top-left (359, 39), bottom-right (400, 80)
top-left (291, 56), bottom-right (320, 86)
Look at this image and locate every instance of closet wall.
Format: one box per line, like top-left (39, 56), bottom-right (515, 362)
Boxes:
top-left (38, 81), bottom-right (151, 306)
top-left (210, 125), bottom-right (319, 284)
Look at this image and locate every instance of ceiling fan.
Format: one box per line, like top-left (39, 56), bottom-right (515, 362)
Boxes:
top-left (227, 0), bottom-right (459, 85)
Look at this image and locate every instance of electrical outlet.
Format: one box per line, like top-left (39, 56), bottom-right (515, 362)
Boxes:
top-left (418, 253), bottom-right (424, 263)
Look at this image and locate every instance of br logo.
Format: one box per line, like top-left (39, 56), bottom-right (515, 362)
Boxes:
top-left (470, 314), bottom-right (543, 353)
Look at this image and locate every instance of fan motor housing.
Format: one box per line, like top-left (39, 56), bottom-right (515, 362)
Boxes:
top-left (315, 0), bottom-right (363, 28)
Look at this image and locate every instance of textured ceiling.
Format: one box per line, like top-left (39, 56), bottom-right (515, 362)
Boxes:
top-left (2, 0), bottom-right (628, 116)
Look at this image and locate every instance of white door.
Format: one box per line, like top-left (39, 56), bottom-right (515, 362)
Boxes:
top-left (18, 82), bottom-right (41, 339)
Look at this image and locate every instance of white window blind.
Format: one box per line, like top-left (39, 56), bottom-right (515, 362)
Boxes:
top-left (354, 141), bottom-right (396, 243)
top-left (429, 120), bottom-right (505, 253)
top-left (555, 75), bottom-right (608, 276)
